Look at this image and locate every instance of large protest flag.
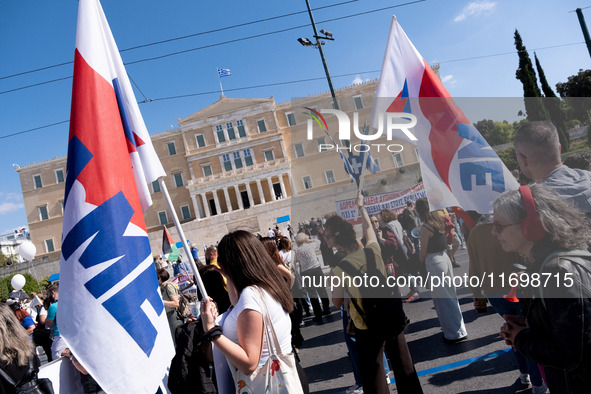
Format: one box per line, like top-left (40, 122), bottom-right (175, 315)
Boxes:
top-left (371, 16), bottom-right (518, 213)
top-left (58, 0), bottom-right (174, 392)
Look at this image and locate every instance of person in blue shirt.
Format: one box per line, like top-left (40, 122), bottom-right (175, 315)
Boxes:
top-left (45, 283), bottom-right (67, 360)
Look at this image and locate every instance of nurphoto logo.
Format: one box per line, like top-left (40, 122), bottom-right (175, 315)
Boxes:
top-left (304, 107), bottom-right (417, 153)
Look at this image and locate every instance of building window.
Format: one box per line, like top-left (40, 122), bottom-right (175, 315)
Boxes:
top-left (33, 175), bottom-right (43, 189)
top-left (257, 119), bottom-right (267, 133)
top-left (236, 120), bottom-right (247, 138)
top-left (316, 137), bottom-right (328, 152)
top-left (233, 151), bottom-right (243, 169)
top-left (55, 169), bottom-right (64, 184)
top-left (196, 134), bottom-right (205, 148)
top-left (415, 148), bottom-right (420, 160)
top-left (302, 176), bottom-right (313, 190)
top-left (243, 149), bottom-right (253, 166)
top-left (353, 95), bottom-right (364, 110)
top-left (263, 150), bottom-right (275, 162)
top-left (393, 153), bottom-right (404, 167)
top-left (173, 172), bottom-right (184, 188)
top-left (158, 211), bottom-right (168, 225)
top-left (38, 205), bottom-right (49, 221)
top-left (152, 180), bottom-right (161, 193)
top-left (226, 122), bottom-right (236, 140)
top-left (60, 201), bottom-right (64, 214)
top-left (167, 142), bottom-right (177, 156)
top-left (216, 125), bottom-right (226, 143)
top-left (45, 239), bottom-right (55, 253)
top-left (286, 112), bottom-right (296, 126)
top-left (181, 205), bottom-right (191, 220)
top-left (325, 170), bottom-right (336, 184)
top-left (222, 154), bottom-right (232, 171)
top-left (202, 165), bottom-right (212, 177)
top-left (294, 143), bottom-right (305, 158)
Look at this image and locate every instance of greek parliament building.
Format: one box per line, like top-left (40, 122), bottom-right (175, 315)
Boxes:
top-left (14, 72), bottom-right (441, 269)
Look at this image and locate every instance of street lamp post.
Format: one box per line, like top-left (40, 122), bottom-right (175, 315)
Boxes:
top-left (299, 0), bottom-right (340, 110)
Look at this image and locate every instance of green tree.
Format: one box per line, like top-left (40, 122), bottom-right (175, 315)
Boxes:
top-left (514, 30), bottom-right (549, 121)
top-left (0, 272), bottom-right (43, 301)
top-left (474, 119), bottom-right (515, 146)
top-left (556, 69), bottom-right (591, 123)
top-left (534, 52), bottom-right (570, 152)
top-left (0, 253), bottom-right (18, 268)
top-left (497, 147), bottom-right (519, 171)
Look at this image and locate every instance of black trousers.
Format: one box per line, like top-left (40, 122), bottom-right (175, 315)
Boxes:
top-left (355, 326), bottom-right (423, 394)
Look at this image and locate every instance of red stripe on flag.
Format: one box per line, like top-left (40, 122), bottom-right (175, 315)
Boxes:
top-left (69, 49), bottom-right (145, 230)
top-left (419, 60), bottom-right (468, 190)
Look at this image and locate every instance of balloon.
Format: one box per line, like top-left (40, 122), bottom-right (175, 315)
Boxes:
top-left (18, 240), bottom-right (36, 261)
top-left (11, 274), bottom-right (26, 291)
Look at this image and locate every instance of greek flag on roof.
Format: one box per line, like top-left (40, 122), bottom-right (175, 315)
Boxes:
top-left (58, 0), bottom-right (174, 392)
top-left (217, 68), bottom-right (232, 77)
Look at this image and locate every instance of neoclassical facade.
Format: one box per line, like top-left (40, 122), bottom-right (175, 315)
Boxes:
top-left (15, 78), bottom-right (431, 263)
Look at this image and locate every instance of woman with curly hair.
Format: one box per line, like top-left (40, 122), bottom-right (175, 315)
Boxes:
top-left (496, 184), bottom-right (591, 393)
top-left (0, 303), bottom-right (40, 393)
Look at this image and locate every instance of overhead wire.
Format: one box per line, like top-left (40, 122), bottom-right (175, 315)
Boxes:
top-left (0, 0), bottom-right (359, 81)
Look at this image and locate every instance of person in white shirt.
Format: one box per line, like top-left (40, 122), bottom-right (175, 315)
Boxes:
top-left (200, 230), bottom-right (306, 393)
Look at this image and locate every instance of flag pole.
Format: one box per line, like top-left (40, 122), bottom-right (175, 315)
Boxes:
top-left (218, 70), bottom-right (224, 96)
top-left (158, 178), bottom-right (209, 300)
top-left (357, 121), bottom-right (370, 192)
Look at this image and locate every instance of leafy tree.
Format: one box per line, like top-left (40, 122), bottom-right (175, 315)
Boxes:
top-left (514, 30), bottom-right (549, 121)
top-left (534, 52), bottom-right (569, 152)
top-left (556, 69), bottom-right (591, 124)
top-left (0, 253), bottom-right (18, 268)
top-left (0, 272), bottom-right (43, 301)
top-left (497, 147), bottom-right (519, 171)
top-left (474, 119), bottom-right (515, 146)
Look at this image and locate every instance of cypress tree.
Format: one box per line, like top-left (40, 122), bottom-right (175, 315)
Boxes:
top-left (534, 52), bottom-right (570, 151)
top-left (514, 30), bottom-right (549, 121)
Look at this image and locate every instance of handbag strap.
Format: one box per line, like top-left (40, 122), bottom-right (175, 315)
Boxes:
top-left (253, 286), bottom-right (282, 356)
top-left (0, 357), bottom-right (37, 388)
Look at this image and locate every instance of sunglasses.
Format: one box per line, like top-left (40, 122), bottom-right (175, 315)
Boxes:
top-left (493, 221), bottom-right (518, 234)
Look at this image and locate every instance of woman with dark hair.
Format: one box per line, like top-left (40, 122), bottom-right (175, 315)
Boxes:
top-left (327, 193), bottom-right (422, 394)
top-left (261, 237), bottom-right (294, 287)
top-left (380, 209), bottom-right (408, 259)
top-left (200, 230), bottom-right (305, 393)
top-left (495, 184), bottom-right (591, 393)
top-left (415, 198), bottom-right (467, 343)
top-left (0, 303), bottom-right (40, 394)
top-left (157, 268), bottom-right (183, 343)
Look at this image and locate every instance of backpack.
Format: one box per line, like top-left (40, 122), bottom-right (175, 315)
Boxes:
top-left (176, 292), bottom-right (197, 320)
top-left (338, 248), bottom-right (408, 335)
top-left (168, 322), bottom-right (217, 394)
top-left (0, 358), bottom-right (54, 394)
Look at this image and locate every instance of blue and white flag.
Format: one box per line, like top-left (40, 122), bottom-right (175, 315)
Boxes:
top-left (217, 68), bottom-right (231, 77)
top-left (59, 0), bottom-right (174, 392)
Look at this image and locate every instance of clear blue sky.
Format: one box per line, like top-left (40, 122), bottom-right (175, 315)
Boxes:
top-left (1, 0), bottom-right (589, 234)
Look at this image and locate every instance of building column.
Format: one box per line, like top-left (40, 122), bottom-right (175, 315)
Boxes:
top-left (278, 173), bottom-right (287, 199)
top-left (288, 173), bottom-right (298, 197)
top-left (200, 193), bottom-right (210, 217)
top-left (235, 185), bottom-right (244, 210)
top-left (223, 187), bottom-right (232, 212)
top-left (245, 182), bottom-right (255, 207)
top-left (192, 195), bottom-right (203, 219)
top-left (256, 179), bottom-right (266, 204)
top-left (212, 190), bottom-right (221, 215)
top-left (268, 177), bottom-right (277, 201)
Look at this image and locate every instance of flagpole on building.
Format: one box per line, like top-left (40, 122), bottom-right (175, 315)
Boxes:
top-left (218, 75), bottom-right (224, 96)
top-left (158, 178), bottom-right (209, 300)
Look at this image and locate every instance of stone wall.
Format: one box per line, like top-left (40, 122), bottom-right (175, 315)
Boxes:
top-left (0, 255), bottom-right (60, 281)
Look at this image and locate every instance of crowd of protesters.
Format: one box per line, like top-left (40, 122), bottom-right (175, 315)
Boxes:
top-left (3, 121), bottom-right (591, 394)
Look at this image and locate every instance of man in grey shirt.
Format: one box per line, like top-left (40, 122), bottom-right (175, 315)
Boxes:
top-left (514, 121), bottom-right (591, 214)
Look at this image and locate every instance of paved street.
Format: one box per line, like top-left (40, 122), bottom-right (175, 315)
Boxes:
top-left (299, 249), bottom-right (531, 393)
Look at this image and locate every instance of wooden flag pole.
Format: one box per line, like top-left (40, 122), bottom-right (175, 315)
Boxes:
top-left (158, 178), bottom-right (208, 300)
